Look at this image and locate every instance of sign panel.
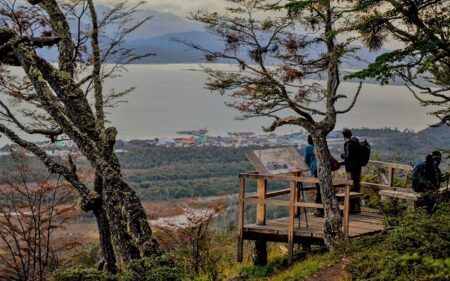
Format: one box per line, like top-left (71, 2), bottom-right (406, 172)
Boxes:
top-left (245, 147), bottom-right (309, 175)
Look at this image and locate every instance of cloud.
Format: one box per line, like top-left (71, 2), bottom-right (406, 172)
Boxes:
top-left (101, 0), bottom-right (229, 16)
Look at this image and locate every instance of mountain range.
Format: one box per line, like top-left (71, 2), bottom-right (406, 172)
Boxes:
top-left (37, 7), bottom-right (389, 68)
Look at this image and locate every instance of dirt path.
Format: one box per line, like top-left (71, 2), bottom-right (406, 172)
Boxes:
top-left (302, 258), bottom-right (349, 281)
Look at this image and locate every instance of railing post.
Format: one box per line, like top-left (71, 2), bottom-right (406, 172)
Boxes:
top-left (387, 167), bottom-right (395, 188)
top-left (288, 180), bottom-right (296, 264)
top-left (237, 177), bottom-right (245, 262)
top-left (256, 178), bottom-right (267, 225)
top-left (293, 172), bottom-right (300, 217)
top-left (253, 177), bottom-right (268, 265)
top-left (343, 184), bottom-right (350, 239)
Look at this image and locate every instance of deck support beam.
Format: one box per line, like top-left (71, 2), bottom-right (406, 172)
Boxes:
top-left (237, 177), bottom-right (245, 262)
top-left (287, 180), bottom-right (296, 264)
top-left (252, 240), bottom-right (268, 265)
top-left (252, 178), bottom-right (268, 265)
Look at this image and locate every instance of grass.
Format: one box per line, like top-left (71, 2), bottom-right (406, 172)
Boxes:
top-left (269, 251), bottom-right (340, 281)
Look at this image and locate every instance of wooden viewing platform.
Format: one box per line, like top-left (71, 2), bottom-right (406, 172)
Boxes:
top-left (237, 161), bottom-right (415, 264)
top-left (243, 209), bottom-right (383, 240)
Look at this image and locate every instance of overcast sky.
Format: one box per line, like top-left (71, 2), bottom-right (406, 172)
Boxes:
top-left (107, 0), bottom-right (229, 16)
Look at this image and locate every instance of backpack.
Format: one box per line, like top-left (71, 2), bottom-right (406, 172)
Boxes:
top-left (358, 140), bottom-right (371, 166)
top-left (412, 162), bottom-right (427, 192)
top-left (330, 155), bottom-right (341, 171)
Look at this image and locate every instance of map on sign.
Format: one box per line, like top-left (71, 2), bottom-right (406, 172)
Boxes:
top-left (245, 147), bottom-right (308, 175)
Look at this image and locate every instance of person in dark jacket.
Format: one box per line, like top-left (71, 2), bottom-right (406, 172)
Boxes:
top-left (340, 128), bottom-right (362, 213)
top-left (415, 151), bottom-right (448, 212)
top-left (304, 135), bottom-right (323, 216)
top-left (413, 151), bottom-right (446, 192)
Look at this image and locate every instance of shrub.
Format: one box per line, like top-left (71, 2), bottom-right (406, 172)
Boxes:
top-left (347, 203), bottom-right (450, 281)
top-left (52, 268), bottom-right (116, 281)
top-left (120, 255), bottom-right (184, 281)
top-left (53, 256), bottom-right (184, 281)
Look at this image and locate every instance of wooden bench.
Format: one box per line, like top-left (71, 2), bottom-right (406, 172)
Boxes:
top-left (336, 192), bottom-right (364, 199)
top-left (336, 192), bottom-right (364, 213)
top-left (379, 189), bottom-right (420, 210)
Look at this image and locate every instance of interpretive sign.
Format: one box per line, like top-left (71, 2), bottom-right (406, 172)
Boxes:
top-left (245, 147), bottom-right (308, 175)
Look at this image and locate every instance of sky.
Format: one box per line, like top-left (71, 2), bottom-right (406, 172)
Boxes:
top-left (109, 0), bottom-right (229, 16)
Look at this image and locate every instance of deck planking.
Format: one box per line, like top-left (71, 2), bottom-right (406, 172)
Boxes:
top-left (243, 210), bottom-right (383, 240)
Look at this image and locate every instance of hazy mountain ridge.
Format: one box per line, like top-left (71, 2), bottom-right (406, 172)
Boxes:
top-left (34, 7), bottom-right (389, 67)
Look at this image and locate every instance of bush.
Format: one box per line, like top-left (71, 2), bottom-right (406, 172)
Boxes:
top-left (347, 203), bottom-right (450, 281)
top-left (120, 255), bottom-right (184, 281)
top-left (53, 256), bottom-right (184, 281)
top-left (52, 268), bottom-right (116, 281)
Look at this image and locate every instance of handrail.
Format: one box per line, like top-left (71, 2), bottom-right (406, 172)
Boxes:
top-left (362, 161), bottom-right (413, 190)
top-left (239, 173), bottom-right (353, 186)
top-left (368, 161), bottom-right (413, 171)
top-left (237, 172), bottom-right (351, 264)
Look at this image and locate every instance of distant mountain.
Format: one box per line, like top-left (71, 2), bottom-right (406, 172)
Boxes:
top-left (95, 5), bottom-right (202, 39)
top-left (124, 31), bottom-right (222, 64)
top-left (124, 31), bottom-right (389, 68)
top-left (33, 5), bottom-right (389, 67)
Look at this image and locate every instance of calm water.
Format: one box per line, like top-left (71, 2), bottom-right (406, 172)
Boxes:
top-left (4, 64), bottom-right (437, 144)
top-left (106, 64), bottom-right (435, 139)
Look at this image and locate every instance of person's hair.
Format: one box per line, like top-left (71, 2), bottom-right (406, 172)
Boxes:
top-left (307, 135), bottom-right (313, 145)
top-left (342, 128), bottom-right (352, 139)
top-left (432, 150), bottom-right (442, 158)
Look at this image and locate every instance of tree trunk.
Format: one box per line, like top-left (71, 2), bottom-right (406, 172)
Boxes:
top-left (102, 175), bottom-right (162, 262)
top-left (92, 172), bottom-right (117, 272)
top-left (92, 207), bottom-right (117, 273)
top-left (99, 133), bottom-right (162, 262)
top-left (312, 133), bottom-right (342, 248)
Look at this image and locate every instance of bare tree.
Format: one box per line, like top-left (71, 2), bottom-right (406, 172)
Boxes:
top-left (0, 0), bottom-right (161, 272)
top-left (189, 0), bottom-right (362, 248)
top-left (0, 150), bottom-right (77, 281)
top-left (153, 204), bottom-right (224, 278)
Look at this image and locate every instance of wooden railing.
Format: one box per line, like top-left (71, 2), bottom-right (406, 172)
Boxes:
top-left (237, 172), bottom-right (353, 264)
top-left (361, 161), bottom-right (413, 191)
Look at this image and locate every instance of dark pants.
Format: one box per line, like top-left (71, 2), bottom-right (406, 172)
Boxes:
top-left (347, 168), bottom-right (361, 213)
top-left (313, 171), bottom-right (323, 215)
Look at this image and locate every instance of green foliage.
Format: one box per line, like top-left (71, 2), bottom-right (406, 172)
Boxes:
top-left (348, 0), bottom-right (450, 126)
top-left (241, 255), bottom-right (286, 278)
top-left (121, 255), bottom-right (183, 281)
top-left (52, 268), bottom-right (116, 281)
top-left (70, 246), bottom-right (102, 268)
top-left (347, 203), bottom-right (450, 281)
top-left (54, 256), bottom-right (184, 281)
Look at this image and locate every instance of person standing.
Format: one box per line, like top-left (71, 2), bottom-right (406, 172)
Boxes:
top-left (304, 135), bottom-right (323, 216)
top-left (340, 128), bottom-right (362, 213)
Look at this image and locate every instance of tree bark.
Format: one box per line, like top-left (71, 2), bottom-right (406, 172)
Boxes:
top-left (312, 132), bottom-right (342, 248)
top-left (92, 207), bottom-right (117, 273)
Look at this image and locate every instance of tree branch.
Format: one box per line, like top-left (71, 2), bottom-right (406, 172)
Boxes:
top-left (0, 123), bottom-right (99, 211)
top-left (336, 81), bottom-right (363, 114)
top-left (0, 100), bottom-right (62, 137)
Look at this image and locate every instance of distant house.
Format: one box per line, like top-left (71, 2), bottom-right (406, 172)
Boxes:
top-left (179, 137), bottom-right (197, 146)
top-left (156, 138), bottom-right (177, 146)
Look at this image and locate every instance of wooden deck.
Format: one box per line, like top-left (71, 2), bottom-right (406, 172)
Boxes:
top-left (243, 209), bottom-right (384, 242)
top-left (237, 161), bottom-right (413, 265)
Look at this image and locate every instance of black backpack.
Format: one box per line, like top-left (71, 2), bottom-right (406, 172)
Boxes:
top-left (359, 140), bottom-right (371, 166)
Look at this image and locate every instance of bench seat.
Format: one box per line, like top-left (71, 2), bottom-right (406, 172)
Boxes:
top-left (336, 192), bottom-right (364, 199)
top-left (379, 189), bottom-right (420, 210)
